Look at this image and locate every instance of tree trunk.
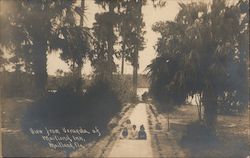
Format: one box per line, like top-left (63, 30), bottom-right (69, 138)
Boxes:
top-left (80, 0), bottom-right (85, 27)
top-left (33, 40), bottom-right (48, 96)
top-left (167, 112), bottom-right (170, 131)
top-left (121, 42), bottom-right (125, 75)
top-left (132, 0), bottom-right (142, 97)
top-left (195, 93), bottom-right (203, 121)
top-left (75, 63), bottom-right (83, 94)
top-left (132, 51), bottom-right (138, 97)
top-left (203, 90), bottom-right (218, 131)
top-left (73, 0), bottom-right (85, 94)
top-left (106, 3), bottom-right (115, 79)
top-left (120, 0), bottom-right (129, 76)
top-left (107, 40), bottom-right (114, 78)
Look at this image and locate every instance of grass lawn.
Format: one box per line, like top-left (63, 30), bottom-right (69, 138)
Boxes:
top-left (166, 104), bottom-right (250, 158)
top-left (1, 97), bottom-right (64, 157)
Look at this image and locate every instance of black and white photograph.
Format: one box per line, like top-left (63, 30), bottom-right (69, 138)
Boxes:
top-left (0, 0), bottom-right (249, 157)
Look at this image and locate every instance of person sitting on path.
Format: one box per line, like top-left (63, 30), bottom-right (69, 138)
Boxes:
top-left (120, 119), bottom-right (132, 139)
top-left (130, 125), bottom-right (138, 139)
top-left (138, 124), bottom-right (147, 140)
top-left (125, 119), bottom-right (133, 138)
top-left (120, 127), bottom-right (128, 139)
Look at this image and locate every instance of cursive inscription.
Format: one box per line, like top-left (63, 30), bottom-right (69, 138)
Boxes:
top-left (28, 126), bottom-right (101, 150)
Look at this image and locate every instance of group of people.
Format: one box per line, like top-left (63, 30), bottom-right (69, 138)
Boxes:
top-left (120, 119), bottom-right (147, 140)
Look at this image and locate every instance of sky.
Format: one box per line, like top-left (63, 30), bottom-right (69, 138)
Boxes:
top-left (47, 0), bottom-right (237, 75)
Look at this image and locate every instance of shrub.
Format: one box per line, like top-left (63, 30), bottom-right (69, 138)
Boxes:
top-left (1, 71), bottom-right (36, 97)
top-left (23, 75), bottom-right (133, 131)
top-left (23, 87), bottom-right (87, 129)
top-left (84, 75), bottom-right (134, 128)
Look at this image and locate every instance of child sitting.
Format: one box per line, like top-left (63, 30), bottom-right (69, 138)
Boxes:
top-left (130, 125), bottom-right (138, 139)
top-left (138, 125), bottom-right (147, 140)
top-left (120, 127), bottom-right (128, 139)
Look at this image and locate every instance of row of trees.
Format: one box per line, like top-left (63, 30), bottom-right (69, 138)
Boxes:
top-left (147, 0), bottom-right (249, 130)
top-left (91, 0), bottom-right (146, 96)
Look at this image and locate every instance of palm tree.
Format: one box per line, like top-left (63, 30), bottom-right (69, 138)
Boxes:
top-left (1, 0), bottom-right (93, 95)
top-left (0, 0), bottom-right (78, 96)
top-left (148, 0), bottom-right (249, 130)
top-left (51, 0), bottom-right (92, 94)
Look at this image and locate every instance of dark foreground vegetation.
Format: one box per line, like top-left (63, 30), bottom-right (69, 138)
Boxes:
top-left (23, 75), bottom-right (133, 133)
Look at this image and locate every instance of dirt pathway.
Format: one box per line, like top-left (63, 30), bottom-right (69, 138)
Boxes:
top-left (107, 103), bottom-right (153, 157)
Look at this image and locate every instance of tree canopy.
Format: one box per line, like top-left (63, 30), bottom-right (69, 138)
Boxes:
top-left (0, 0), bottom-right (92, 95)
top-left (147, 0), bottom-right (249, 129)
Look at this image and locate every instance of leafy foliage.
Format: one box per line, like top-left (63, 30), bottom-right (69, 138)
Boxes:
top-left (148, 0), bottom-right (249, 128)
top-left (23, 74), bottom-right (133, 131)
top-left (0, 0), bottom-right (92, 95)
top-left (0, 71), bottom-right (35, 97)
top-left (118, 0), bottom-right (146, 66)
top-left (0, 0), bottom-right (79, 95)
top-left (89, 0), bottom-right (122, 78)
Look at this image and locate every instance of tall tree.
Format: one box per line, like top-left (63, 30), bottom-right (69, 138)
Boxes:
top-left (0, 0), bottom-right (78, 96)
top-left (91, 0), bottom-right (160, 94)
top-left (90, 0), bottom-right (121, 79)
top-left (75, 0), bottom-right (86, 94)
top-left (1, 0), bottom-right (92, 95)
top-left (118, 0), bottom-right (146, 96)
top-left (51, 0), bottom-right (92, 94)
top-left (148, 0), bottom-right (249, 130)
top-left (132, 0), bottom-right (145, 96)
